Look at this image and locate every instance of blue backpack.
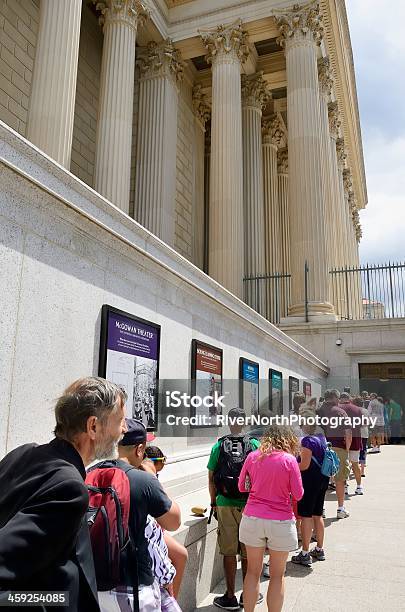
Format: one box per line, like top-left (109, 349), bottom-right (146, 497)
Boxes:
top-left (312, 443), bottom-right (340, 477)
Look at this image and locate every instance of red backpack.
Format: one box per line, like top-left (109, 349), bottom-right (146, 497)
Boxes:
top-left (85, 463), bottom-right (135, 592)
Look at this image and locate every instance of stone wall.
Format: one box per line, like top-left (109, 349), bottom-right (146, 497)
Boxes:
top-left (174, 79), bottom-right (194, 261)
top-left (283, 319), bottom-right (405, 392)
top-left (70, 5), bottom-right (103, 188)
top-left (0, 0), bottom-right (38, 136)
top-left (0, 123), bottom-right (327, 459)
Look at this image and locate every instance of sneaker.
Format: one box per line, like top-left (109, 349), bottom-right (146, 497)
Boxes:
top-left (322, 507), bottom-right (326, 518)
top-left (310, 547), bottom-right (326, 561)
top-left (213, 594), bottom-right (240, 610)
top-left (337, 508), bottom-right (350, 519)
top-left (291, 551), bottom-right (312, 567)
top-left (355, 486), bottom-right (364, 495)
top-left (262, 562), bottom-right (270, 578)
top-left (239, 592), bottom-right (263, 608)
top-left (344, 484), bottom-right (349, 495)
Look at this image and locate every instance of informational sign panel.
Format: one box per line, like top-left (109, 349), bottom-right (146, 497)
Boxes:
top-left (289, 376), bottom-right (300, 413)
top-left (239, 358), bottom-right (259, 417)
top-left (99, 305), bottom-right (160, 431)
top-left (191, 340), bottom-right (223, 424)
top-left (269, 369), bottom-right (283, 415)
top-left (303, 381), bottom-right (312, 399)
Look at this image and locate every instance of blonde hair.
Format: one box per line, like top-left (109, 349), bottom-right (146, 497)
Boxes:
top-left (260, 425), bottom-right (299, 457)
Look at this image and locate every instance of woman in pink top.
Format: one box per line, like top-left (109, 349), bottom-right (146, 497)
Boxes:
top-left (238, 426), bottom-right (303, 612)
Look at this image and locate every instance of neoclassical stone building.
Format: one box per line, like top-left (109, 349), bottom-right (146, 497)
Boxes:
top-left (0, 0), bottom-right (366, 322)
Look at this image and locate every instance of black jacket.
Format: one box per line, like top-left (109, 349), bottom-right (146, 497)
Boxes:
top-left (0, 438), bottom-right (100, 612)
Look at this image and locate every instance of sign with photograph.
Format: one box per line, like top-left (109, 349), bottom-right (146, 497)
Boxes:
top-left (288, 376), bottom-right (300, 413)
top-left (303, 381), bottom-right (312, 399)
top-left (191, 340), bottom-right (223, 424)
top-left (269, 369), bottom-right (283, 415)
top-left (239, 358), bottom-right (259, 417)
top-left (99, 305), bottom-right (160, 431)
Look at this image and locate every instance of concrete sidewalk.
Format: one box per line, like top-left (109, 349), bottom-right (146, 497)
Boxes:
top-left (195, 445), bottom-right (405, 612)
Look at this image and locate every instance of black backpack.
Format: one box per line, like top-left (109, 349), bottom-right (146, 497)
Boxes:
top-left (213, 434), bottom-right (254, 500)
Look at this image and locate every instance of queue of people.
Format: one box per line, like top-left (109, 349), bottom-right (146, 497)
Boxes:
top-left (208, 389), bottom-right (398, 611)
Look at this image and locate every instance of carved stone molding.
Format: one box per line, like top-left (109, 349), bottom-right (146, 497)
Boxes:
top-left (328, 101), bottom-right (341, 139)
top-left (277, 147), bottom-right (289, 174)
top-left (241, 72), bottom-right (271, 110)
top-left (93, 0), bottom-right (149, 30)
top-left (192, 84), bottom-right (211, 127)
top-left (199, 20), bottom-right (250, 65)
top-left (262, 113), bottom-right (288, 148)
top-left (318, 56), bottom-right (333, 98)
top-left (275, 1), bottom-right (324, 49)
top-left (137, 39), bottom-right (184, 84)
top-left (336, 137), bottom-right (347, 167)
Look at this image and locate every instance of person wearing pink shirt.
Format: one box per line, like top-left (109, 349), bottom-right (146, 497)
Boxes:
top-left (238, 425), bottom-right (303, 612)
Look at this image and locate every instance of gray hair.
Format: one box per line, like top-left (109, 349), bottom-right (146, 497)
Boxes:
top-left (54, 377), bottom-right (127, 441)
top-left (324, 388), bottom-right (340, 401)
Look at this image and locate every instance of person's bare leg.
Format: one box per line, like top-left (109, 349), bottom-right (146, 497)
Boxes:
top-left (267, 550), bottom-right (289, 612)
top-left (300, 517), bottom-right (313, 552)
top-left (313, 516), bottom-right (325, 549)
top-left (241, 557), bottom-right (247, 582)
top-left (336, 480), bottom-right (345, 507)
top-left (351, 461), bottom-right (362, 486)
top-left (223, 555), bottom-right (237, 598)
top-left (243, 545), bottom-right (265, 612)
top-left (164, 532), bottom-right (188, 599)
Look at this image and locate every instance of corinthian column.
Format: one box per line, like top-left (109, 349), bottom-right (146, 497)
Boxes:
top-left (94, 0), bottom-right (148, 213)
top-left (277, 148), bottom-right (290, 276)
top-left (241, 72), bottom-right (270, 311)
top-left (192, 85), bottom-right (211, 270)
top-left (328, 102), bottom-right (346, 267)
top-left (276, 2), bottom-right (335, 320)
top-left (200, 21), bottom-right (249, 298)
top-left (135, 40), bottom-right (184, 246)
top-left (27, 0), bottom-right (82, 167)
top-left (318, 57), bottom-right (337, 271)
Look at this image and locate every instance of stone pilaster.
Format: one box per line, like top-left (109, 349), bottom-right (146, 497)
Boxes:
top-left (192, 84), bottom-right (211, 270)
top-left (200, 20), bottom-right (249, 298)
top-left (241, 72), bottom-right (270, 312)
top-left (94, 0), bottom-right (149, 213)
top-left (135, 40), bottom-right (184, 246)
top-left (277, 148), bottom-right (290, 276)
top-left (27, 0), bottom-right (82, 167)
top-left (276, 2), bottom-right (335, 320)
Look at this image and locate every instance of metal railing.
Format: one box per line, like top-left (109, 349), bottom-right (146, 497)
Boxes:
top-left (243, 271), bottom-right (291, 325)
top-left (330, 262), bottom-right (405, 320)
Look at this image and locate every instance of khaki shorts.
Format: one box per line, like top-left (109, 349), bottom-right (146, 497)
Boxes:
top-left (216, 506), bottom-right (247, 558)
top-left (239, 514), bottom-right (298, 552)
top-left (333, 447), bottom-right (350, 481)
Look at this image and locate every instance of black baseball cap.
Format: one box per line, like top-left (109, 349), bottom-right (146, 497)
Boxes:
top-left (119, 418), bottom-right (156, 446)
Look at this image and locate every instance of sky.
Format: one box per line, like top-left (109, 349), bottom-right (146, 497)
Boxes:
top-left (346, 0), bottom-right (405, 264)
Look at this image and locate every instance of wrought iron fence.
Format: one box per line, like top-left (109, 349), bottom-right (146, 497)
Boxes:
top-left (330, 262), bottom-right (405, 320)
top-left (243, 272), bottom-right (291, 325)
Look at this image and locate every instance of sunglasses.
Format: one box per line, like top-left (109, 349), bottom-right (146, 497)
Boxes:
top-left (145, 456), bottom-right (167, 464)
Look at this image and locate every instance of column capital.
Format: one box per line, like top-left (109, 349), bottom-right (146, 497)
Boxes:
top-left (137, 39), bottom-right (184, 84)
top-left (275, 2), bottom-right (324, 49)
top-left (336, 137), bottom-right (347, 168)
top-left (262, 113), bottom-right (288, 148)
top-left (192, 84), bottom-right (211, 128)
top-left (200, 20), bottom-right (250, 65)
top-left (93, 0), bottom-right (149, 31)
top-left (277, 147), bottom-right (289, 174)
top-left (343, 167), bottom-right (354, 195)
top-left (241, 72), bottom-right (271, 110)
top-left (328, 101), bottom-right (341, 139)
top-left (318, 56), bottom-right (333, 99)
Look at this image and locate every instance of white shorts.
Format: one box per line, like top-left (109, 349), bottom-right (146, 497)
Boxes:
top-left (98, 581), bottom-right (161, 612)
top-left (349, 450), bottom-right (360, 463)
top-left (239, 514), bottom-right (298, 552)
